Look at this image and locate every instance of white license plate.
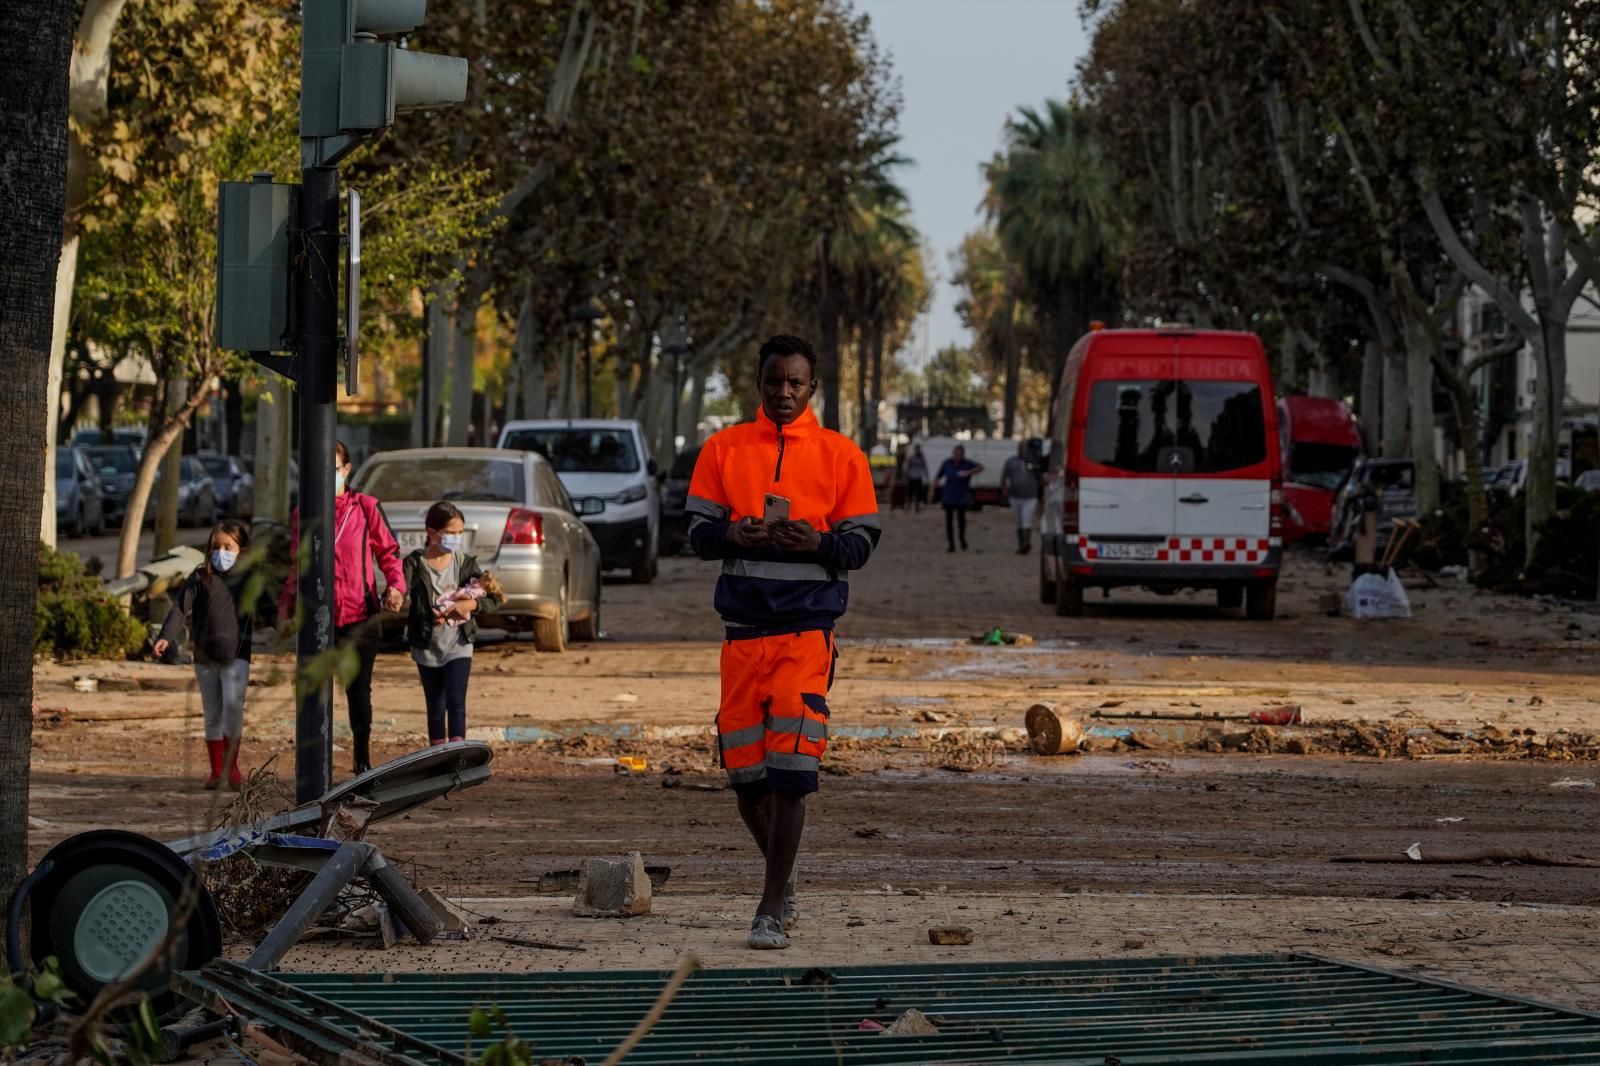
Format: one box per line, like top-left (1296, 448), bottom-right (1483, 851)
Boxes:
top-left (398, 531), bottom-right (473, 552)
top-left (1097, 542), bottom-right (1159, 560)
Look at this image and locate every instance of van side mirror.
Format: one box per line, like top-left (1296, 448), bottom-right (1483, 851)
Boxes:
top-left (647, 457), bottom-right (661, 480)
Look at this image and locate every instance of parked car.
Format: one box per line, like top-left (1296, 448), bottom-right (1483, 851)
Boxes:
top-left (497, 419), bottom-right (661, 584)
top-left (83, 444), bottom-right (139, 527)
top-left (1278, 396), bottom-right (1364, 544)
top-left (1576, 469), bottom-right (1600, 493)
top-left (351, 447), bottom-right (603, 652)
top-left (658, 445), bottom-right (702, 556)
top-left (1040, 327), bottom-right (1284, 619)
top-left (1485, 459), bottom-right (1527, 497)
top-left (1328, 457), bottom-right (1418, 561)
top-left (150, 456), bottom-right (217, 528)
top-left (196, 453), bottom-right (254, 519)
top-left (72, 427), bottom-right (146, 454)
top-left (55, 446), bottom-right (107, 538)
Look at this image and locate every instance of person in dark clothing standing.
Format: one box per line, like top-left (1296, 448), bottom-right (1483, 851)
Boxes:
top-left (903, 445), bottom-right (929, 512)
top-left (155, 519), bottom-right (255, 790)
top-left (1000, 441), bottom-right (1041, 554)
top-left (279, 440), bottom-right (406, 775)
top-left (402, 501), bottom-right (502, 745)
top-left (935, 445), bottom-right (983, 552)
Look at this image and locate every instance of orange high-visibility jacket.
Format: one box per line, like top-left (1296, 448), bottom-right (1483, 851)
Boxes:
top-left (687, 406), bottom-right (880, 631)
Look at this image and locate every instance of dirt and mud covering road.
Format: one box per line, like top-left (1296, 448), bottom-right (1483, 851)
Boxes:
top-left (28, 507), bottom-right (1600, 1011)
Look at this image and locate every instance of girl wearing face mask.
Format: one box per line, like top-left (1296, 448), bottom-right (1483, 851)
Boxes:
top-left (278, 439), bottom-right (406, 775)
top-left (402, 501), bottom-right (501, 745)
top-left (155, 519), bottom-right (254, 790)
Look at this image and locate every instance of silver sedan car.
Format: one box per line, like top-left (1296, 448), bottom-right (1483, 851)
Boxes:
top-left (351, 447), bottom-right (603, 652)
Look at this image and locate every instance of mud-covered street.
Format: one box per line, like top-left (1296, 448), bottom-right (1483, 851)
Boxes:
top-left (34, 507), bottom-right (1600, 1010)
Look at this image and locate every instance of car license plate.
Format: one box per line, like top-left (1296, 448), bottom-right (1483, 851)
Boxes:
top-left (1097, 542), bottom-right (1159, 560)
top-left (397, 531), bottom-right (428, 552)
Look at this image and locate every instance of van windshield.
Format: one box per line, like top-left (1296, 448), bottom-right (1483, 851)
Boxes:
top-left (503, 428), bottom-right (640, 474)
top-left (1084, 380), bottom-right (1266, 474)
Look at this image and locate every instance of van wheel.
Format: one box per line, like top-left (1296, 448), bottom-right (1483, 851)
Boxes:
top-left (1217, 586), bottom-right (1244, 611)
top-left (1039, 557), bottom-right (1057, 604)
top-left (1054, 572), bottom-right (1084, 617)
top-left (1246, 579), bottom-right (1278, 621)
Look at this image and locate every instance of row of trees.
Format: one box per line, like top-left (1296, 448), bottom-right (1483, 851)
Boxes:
top-left (955, 0), bottom-right (1600, 565)
top-left (53, 0), bottom-right (930, 576)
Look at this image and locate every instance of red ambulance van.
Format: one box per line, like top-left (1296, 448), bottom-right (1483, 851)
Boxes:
top-left (1040, 328), bottom-right (1283, 619)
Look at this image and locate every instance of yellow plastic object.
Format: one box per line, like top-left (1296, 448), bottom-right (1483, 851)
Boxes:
top-left (616, 756), bottom-right (648, 773)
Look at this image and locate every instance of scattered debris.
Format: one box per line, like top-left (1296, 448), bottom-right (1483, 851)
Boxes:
top-left (1122, 939), bottom-right (1146, 949)
top-left (971, 628), bottom-right (1034, 646)
top-left (867, 655), bottom-right (901, 664)
top-left (616, 756), bottom-right (648, 774)
top-left (927, 926), bottom-right (974, 946)
top-left (926, 732), bottom-right (1003, 772)
top-left (610, 692), bottom-right (640, 704)
top-left (418, 888), bottom-right (473, 934)
top-left (1434, 817), bottom-right (1466, 824)
top-left (1024, 702), bottom-right (1083, 756)
top-left (1250, 705), bottom-right (1303, 726)
top-left (883, 1009), bottom-right (939, 1036)
top-left (1551, 778), bottom-right (1596, 789)
top-left (574, 852), bottom-right (653, 917)
top-left (490, 935), bottom-right (586, 952)
top-left (1332, 847), bottom-right (1600, 867)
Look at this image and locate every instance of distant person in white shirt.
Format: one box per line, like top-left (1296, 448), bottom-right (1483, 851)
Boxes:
top-left (1000, 443), bottom-right (1040, 555)
top-left (903, 446), bottom-right (929, 512)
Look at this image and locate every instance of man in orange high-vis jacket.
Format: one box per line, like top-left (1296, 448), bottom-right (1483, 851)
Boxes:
top-left (687, 334), bottom-right (880, 950)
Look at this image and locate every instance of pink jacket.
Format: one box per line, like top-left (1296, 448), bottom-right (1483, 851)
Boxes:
top-left (278, 492), bottom-right (406, 629)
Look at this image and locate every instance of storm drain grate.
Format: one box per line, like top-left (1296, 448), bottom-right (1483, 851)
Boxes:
top-left (177, 953), bottom-right (1600, 1064)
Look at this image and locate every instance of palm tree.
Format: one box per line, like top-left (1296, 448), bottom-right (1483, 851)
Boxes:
top-left (985, 100), bottom-right (1117, 429)
top-left (797, 134), bottom-right (911, 430)
top-left (834, 179), bottom-right (927, 448)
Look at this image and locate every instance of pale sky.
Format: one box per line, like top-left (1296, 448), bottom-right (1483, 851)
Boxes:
top-left (855, 0), bottom-right (1090, 365)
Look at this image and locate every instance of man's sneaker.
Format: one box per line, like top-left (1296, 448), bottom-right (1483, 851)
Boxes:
top-left (747, 914), bottom-right (789, 950)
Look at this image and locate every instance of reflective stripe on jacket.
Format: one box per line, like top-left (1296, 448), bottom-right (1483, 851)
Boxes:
top-left (686, 406), bottom-right (880, 630)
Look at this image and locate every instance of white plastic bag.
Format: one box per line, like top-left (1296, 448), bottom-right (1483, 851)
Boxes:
top-left (1345, 568), bottom-right (1411, 619)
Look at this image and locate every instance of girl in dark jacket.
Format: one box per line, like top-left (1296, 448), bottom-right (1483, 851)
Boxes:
top-left (403, 502), bottom-right (501, 745)
top-left (154, 519), bottom-right (255, 790)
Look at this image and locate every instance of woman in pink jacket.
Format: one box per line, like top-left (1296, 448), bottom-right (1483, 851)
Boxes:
top-left (279, 441), bottom-right (406, 775)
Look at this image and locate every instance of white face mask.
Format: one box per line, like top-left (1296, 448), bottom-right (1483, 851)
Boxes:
top-left (438, 533), bottom-right (464, 553)
top-left (335, 469), bottom-right (348, 495)
top-left (211, 549), bottom-right (238, 573)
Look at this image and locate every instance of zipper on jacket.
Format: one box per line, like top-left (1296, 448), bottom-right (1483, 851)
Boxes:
top-left (774, 423), bottom-right (786, 482)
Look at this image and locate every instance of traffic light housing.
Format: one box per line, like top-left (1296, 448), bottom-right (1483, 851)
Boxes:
top-left (301, 0), bottom-right (467, 145)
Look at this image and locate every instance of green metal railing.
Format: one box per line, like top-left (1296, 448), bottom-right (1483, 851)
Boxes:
top-left (176, 953), bottom-right (1600, 1064)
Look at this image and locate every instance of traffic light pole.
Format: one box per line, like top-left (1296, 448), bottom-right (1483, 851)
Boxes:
top-left (294, 164), bottom-right (340, 804)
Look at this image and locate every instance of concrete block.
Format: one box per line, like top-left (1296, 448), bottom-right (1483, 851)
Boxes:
top-left (420, 887), bottom-right (474, 933)
top-left (574, 851), bottom-right (652, 917)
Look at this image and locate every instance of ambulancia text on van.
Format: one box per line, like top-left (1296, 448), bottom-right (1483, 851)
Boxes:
top-left (1039, 328), bottom-right (1283, 619)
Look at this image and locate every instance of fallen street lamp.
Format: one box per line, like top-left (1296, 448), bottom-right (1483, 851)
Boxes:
top-left (569, 303), bottom-right (604, 419)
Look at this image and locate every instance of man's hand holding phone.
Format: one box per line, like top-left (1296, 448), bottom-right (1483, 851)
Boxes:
top-left (727, 515), bottom-right (770, 548)
top-left (768, 517), bottom-right (821, 552)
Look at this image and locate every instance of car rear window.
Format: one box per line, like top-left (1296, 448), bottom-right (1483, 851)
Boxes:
top-left (503, 428), bottom-right (640, 474)
top-left (87, 447), bottom-right (138, 474)
top-left (198, 456), bottom-right (233, 479)
top-left (1288, 443), bottom-right (1360, 491)
top-left (1084, 380), bottom-right (1266, 474)
top-left (358, 458), bottom-right (527, 504)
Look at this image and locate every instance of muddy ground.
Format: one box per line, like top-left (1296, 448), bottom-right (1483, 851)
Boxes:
top-left (34, 506), bottom-right (1600, 1014)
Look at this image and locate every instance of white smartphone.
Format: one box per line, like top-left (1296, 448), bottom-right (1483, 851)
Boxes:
top-left (763, 493), bottom-right (791, 523)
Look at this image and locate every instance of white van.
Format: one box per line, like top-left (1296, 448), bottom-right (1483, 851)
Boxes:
top-left (913, 436), bottom-right (1026, 507)
top-left (498, 419), bottom-right (661, 584)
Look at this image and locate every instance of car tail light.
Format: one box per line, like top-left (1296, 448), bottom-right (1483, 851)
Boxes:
top-left (1270, 475), bottom-right (1284, 537)
top-left (1063, 471), bottom-right (1080, 535)
top-left (501, 508), bottom-right (544, 546)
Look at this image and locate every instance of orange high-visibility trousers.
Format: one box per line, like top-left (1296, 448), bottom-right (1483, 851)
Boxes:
top-left (717, 630), bottom-right (835, 795)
